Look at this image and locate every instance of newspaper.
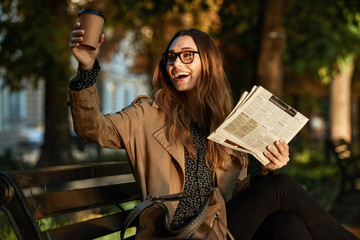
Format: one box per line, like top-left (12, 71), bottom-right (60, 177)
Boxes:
top-left (208, 86), bottom-right (309, 165)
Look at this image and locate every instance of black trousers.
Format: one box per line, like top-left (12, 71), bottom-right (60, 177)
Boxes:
top-left (226, 173), bottom-right (359, 240)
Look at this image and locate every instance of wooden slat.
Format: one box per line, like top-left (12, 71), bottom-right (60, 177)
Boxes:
top-left (11, 161), bottom-right (133, 188)
top-left (44, 211), bottom-right (136, 240)
top-left (21, 174), bottom-right (135, 197)
top-left (27, 182), bottom-right (140, 218)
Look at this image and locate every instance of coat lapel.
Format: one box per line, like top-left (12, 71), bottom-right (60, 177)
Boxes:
top-left (153, 125), bottom-right (185, 174)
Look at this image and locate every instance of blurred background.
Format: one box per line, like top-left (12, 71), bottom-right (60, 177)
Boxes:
top-left (1, 0), bottom-right (360, 236)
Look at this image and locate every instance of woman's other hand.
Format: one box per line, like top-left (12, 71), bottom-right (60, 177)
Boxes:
top-left (263, 139), bottom-right (290, 172)
top-left (69, 22), bottom-right (105, 70)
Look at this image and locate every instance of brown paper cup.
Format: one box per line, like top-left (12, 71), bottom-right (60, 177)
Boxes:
top-left (78, 9), bottom-right (106, 50)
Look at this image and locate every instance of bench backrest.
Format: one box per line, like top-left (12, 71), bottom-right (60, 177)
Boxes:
top-left (0, 161), bottom-right (140, 240)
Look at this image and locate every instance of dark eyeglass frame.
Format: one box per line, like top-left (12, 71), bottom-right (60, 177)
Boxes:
top-left (162, 51), bottom-right (199, 65)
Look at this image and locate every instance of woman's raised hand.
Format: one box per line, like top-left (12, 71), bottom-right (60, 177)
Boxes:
top-left (263, 139), bottom-right (290, 172)
top-left (69, 22), bottom-right (105, 70)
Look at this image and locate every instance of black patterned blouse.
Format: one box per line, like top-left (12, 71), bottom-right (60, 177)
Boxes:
top-left (170, 118), bottom-right (213, 230)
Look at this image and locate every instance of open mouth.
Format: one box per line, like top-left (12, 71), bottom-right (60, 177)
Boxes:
top-left (174, 72), bottom-right (191, 81)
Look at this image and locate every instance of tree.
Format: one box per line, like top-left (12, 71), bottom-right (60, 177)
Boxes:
top-left (105, 0), bottom-right (223, 77)
top-left (218, 0), bottom-right (261, 100)
top-left (255, 0), bottom-right (291, 97)
top-left (284, 0), bottom-right (360, 144)
top-left (0, 0), bottom-right (73, 166)
top-left (330, 56), bottom-right (354, 142)
top-left (218, 0), bottom-right (291, 98)
top-left (0, 0), bottom-right (222, 166)
top-left (2, 0), bottom-right (359, 168)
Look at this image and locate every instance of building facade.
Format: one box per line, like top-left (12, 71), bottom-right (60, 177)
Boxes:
top-left (0, 47), bottom-right (151, 151)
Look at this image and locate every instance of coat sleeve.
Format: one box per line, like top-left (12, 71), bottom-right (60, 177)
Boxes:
top-left (69, 84), bottom-right (150, 149)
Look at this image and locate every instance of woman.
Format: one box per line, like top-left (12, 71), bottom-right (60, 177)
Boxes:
top-left (69, 25), bottom-right (358, 239)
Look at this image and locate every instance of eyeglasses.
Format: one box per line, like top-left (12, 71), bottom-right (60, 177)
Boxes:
top-left (162, 51), bottom-right (199, 65)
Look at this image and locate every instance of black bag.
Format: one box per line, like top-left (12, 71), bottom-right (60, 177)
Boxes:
top-left (121, 187), bottom-right (232, 240)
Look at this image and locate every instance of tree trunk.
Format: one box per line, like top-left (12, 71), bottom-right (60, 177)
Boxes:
top-left (256, 0), bottom-right (291, 97)
top-left (37, 79), bottom-right (73, 167)
top-left (330, 57), bottom-right (354, 142)
top-left (36, 0), bottom-right (73, 167)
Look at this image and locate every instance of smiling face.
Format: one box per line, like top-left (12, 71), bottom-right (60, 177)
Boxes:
top-left (166, 35), bottom-right (202, 96)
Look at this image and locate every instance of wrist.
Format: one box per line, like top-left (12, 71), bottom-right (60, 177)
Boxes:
top-left (261, 166), bottom-right (270, 176)
top-left (79, 60), bottom-right (95, 70)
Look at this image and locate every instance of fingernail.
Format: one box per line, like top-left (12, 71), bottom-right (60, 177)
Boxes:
top-left (267, 146), bottom-right (272, 150)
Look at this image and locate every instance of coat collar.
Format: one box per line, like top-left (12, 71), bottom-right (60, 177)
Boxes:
top-left (153, 125), bottom-right (185, 177)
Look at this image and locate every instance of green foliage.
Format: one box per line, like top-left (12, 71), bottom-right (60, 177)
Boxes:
top-left (216, 0), bottom-right (360, 96)
top-left (219, 0), bottom-right (261, 49)
top-left (0, 0), bottom-right (72, 90)
top-left (285, 0), bottom-right (360, 75)
top-left (0, 211), bottom-right (17, 240)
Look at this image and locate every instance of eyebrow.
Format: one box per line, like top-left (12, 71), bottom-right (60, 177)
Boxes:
top-left (169, 47), bottom-right (197, 52)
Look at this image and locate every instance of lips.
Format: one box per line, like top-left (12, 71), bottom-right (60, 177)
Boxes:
top-left (172, 71), bottom-right (191, 80)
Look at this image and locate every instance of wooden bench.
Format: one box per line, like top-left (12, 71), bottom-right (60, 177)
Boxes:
top-left (326, 139), bottom-right (360, 202)
top-left (0, 161), bottom-right (140, 240)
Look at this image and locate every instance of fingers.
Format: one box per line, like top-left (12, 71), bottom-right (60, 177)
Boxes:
top-left (70, 23), bottom-right (84, 49)
top-left (73, 22), bottom-right (80, 30)
top-left (69, 35), bottom-right (83, 49)
top-left (263, 139), bottom-right (290, 171)
top-left (71, 23), bottom-right (84, 38)
top-left (275, 139), bottom-right (289, 157)
top-left (70, 22), bottom-right (105, 50)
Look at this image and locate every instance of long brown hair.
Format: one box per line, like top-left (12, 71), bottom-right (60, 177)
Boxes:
top-left (151, 29), bottom-right (246, 170)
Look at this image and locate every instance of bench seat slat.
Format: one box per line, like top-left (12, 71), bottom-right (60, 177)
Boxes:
top-left (43, 211), bottom-right (136, 240)
top-left (11, 161), bottom-right (132, 188)
top-left (28, 182), bottom-right (140, 218)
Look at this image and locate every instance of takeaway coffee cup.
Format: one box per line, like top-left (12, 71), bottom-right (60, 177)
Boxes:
top-left (78, 9), bottom-right (106, 50)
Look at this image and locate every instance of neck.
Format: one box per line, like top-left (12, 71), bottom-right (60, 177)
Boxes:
top-left (184, 89), bottom-right (202, 122)
top-left (187, 101), bottom-right (201, 123)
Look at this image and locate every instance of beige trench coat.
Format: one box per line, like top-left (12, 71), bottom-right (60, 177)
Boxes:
top-left (69, 85), bottom-right (249, 238)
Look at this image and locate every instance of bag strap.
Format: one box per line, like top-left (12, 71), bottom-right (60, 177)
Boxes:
top-left (120, 199), bottom-right (156, 240)
top-left (146, 187), bottom-right (214, 201)
top-left (120, 187), bottom-right (215, 240)
top-left (174, 195), bottom-right (210, 238)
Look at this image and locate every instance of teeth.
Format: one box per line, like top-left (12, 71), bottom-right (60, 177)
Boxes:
top-left (174, 72), bottom-right (190, 78)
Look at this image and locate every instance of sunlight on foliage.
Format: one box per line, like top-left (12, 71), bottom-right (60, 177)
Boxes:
top-left (0, 210), bottom-right (17, 240)
top-left (318, 67), bottom-right (332, 85)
